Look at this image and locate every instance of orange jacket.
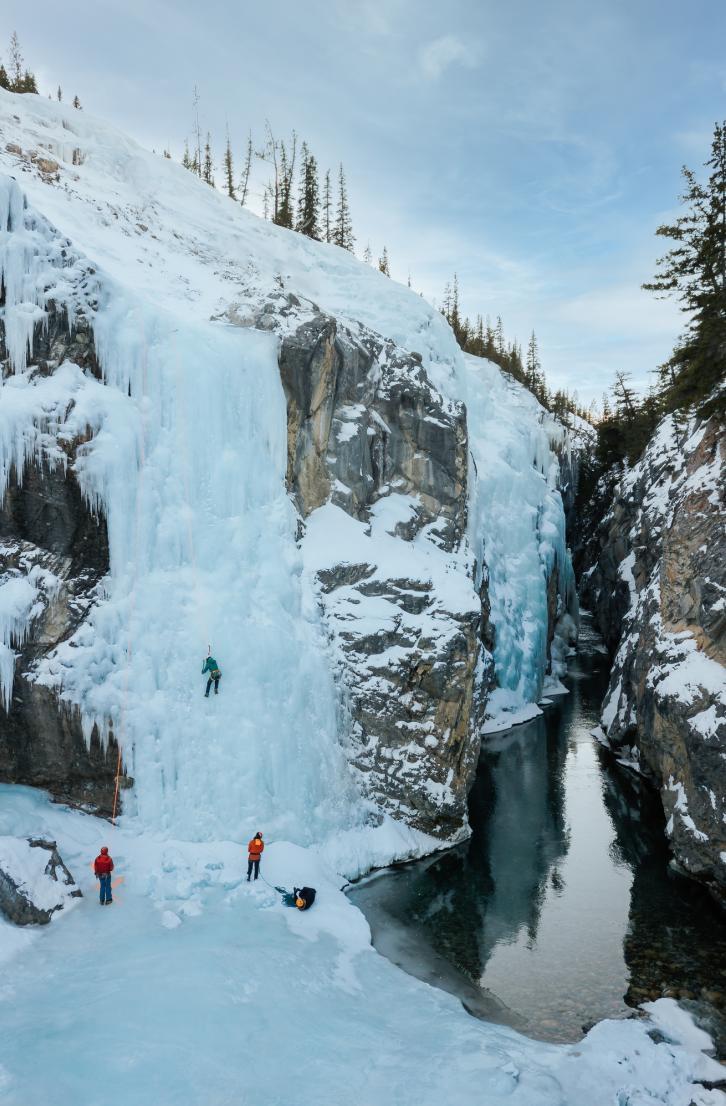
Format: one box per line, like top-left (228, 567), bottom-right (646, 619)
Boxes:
top-left (248, 837), bottom-right (264, 861)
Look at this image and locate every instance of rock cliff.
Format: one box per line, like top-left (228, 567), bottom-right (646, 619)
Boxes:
top-left (582, 411), bottom-right (726, 904)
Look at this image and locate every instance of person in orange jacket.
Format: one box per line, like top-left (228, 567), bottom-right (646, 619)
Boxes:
top-left (94, 846), bottom-right (114, 905)
top-left (247, 832), bottom-right (264, 881)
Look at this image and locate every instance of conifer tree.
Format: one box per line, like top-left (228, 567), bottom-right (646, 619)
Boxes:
top-left (182, 140), bottom-right (193, 172)
top-left (8, 32), bottom-right (22, 88)
top-left (334, 164), bottom-right (354, 251)
top-left (238, 133), bottom-right (253, 207)
top-left (202, 133), bottom-right (214, 187)
top-left (192, 86), bottom-right (202, 178)
top-left (72, 95), bottom-right (82, 110)
top-left (57, 86), bottom-right (62, 102)
top-left (363, 242), bottom-right (372, 265)
top-left (450, 273), bottom-right (461, 338)
top-left (223, 129), bottom-right (236, 199)
top-left (643, 119), bottom-right (726, 410)
top-left (0, 65), bottom-right (8, 91)
top-left (495, 316), bottom-right (505, 356)
top-left (378, 246), bottom-right (390, 276)
top-left (296, 143), bottom-right (320, 239)
top-left (526, 331), bottom-right (541, 392)
top-left (442, 281), bottom-right (452, 320)
top-left (272, 133), bottom-right (297, 228)
top-left (322, 170), bottom-right (332, 243)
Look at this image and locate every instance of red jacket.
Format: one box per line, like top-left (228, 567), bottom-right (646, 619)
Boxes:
top-left (248, 838), bottom-right (264, 862)
top-left (94, 853), bottom-right (114, 876)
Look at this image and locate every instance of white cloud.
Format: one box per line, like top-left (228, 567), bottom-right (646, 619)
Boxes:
top-left (418, 35), bottom-right (479, 81)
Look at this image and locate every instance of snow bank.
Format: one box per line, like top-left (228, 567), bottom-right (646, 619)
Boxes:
top-left (0, 785), bottom-right (722, 1106)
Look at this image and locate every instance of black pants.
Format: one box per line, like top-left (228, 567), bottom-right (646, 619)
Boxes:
top-left (205, 676), bottom-right (220, 696)
top-left (247, 859), bottom-right (260, 880)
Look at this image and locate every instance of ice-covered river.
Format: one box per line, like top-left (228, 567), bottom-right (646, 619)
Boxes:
top-left (348, 616), bottom-right (726, 1054)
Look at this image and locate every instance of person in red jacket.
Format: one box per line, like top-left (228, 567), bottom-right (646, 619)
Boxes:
top-left (247, 833), bottom-right (264, 881)
top-left (94, 846), bottom-right (114, 905)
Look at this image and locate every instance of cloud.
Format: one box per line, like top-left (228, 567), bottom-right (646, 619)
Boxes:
top-left (418, 35), bottom-right (479, 81)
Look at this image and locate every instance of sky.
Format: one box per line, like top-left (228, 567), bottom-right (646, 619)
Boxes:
top-left (5, 0), bottom-right (726, 406)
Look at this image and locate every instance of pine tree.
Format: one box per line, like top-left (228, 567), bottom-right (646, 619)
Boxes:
top-left (334, 164), bottom-right (354, 251)
top-left (0, 65), bottom-right (9, 91)
top-left (274, 133), bottom-right (297, 228)
top-left (643, 119), bottom-right (726, 411)
top-left (182, 140), bottom-right (193, 172)
top-left (363, 242), bottom-right (372, 265)
top-left (495, 316), bottom-right (505, 356)
top-left (223, 129), bottom-right (236, 199)
top-left (526, 331), bottom-right (540, 391)
top-left (378, 246), bottom-right (390, 276)
top-left (322, 170), bottom-right (332, 243)
top-left (192, 86), bottom-right (202, 178)
top-left (238, 133), bottom-right (253, 207)
top-left (450, 273), bottom-right (461, 338)
top-left (441, 281), bottom-right (452, 320)
top-left (8, 32), bottom-right (22, 89)
top-left (72, 95), bottom-right (82, 110)
top-left (296, 143), bottom-right (320, 239)
top-left (57, 86), bottom-right (62, 102)
top-left (202, 133), bottom-right (214, 187)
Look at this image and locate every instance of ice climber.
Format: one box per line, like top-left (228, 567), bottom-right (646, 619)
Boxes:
top-left (201, 653), bottom-right (222, 697)
top-left (247, 833), bottom-right (264, 881)
top-left (94, 846), bottom-right (114, 905)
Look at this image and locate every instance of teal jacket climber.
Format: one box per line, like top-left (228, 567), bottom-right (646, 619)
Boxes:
top-left (202, 655), bottom-right (222, 697)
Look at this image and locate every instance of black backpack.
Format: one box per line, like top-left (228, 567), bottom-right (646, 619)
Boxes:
top-left (294, 886), bottom-right (316, 911)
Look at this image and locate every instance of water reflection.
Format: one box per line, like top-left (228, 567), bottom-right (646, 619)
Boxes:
top-left (349, 617), bottom-right (726, 1049)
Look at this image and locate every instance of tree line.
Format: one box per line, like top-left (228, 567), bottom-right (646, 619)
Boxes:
top-left (180, 104), bottom-right (356, 251)
top-left (0, 32), bottom-right (82, 106)
top-left (439, 274), bottom-right (594, 425)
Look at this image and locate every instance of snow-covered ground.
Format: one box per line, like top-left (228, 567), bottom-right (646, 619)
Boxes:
top-left (0, 784), bottom-right (723, 1106)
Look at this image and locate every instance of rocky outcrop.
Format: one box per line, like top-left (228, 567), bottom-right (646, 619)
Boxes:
top-left (0, 304), bottom-right (122, 815)
top-left (275, 304), bottom-right (482, 837)
top-left (582, 412), bottom-right (726, 904)
top-left (0, 836), bottom-right (81, 925)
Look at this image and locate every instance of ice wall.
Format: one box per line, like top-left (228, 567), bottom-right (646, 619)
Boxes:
top-left (1, 176), bottom-right (361, 844)
top-left (464, 355), bottom-right (578, 716)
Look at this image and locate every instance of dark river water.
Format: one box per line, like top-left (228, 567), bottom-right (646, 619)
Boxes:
top-left (349, 616), bottom-right (726, 1053)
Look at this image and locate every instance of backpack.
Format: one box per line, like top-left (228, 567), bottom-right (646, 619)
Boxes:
top-left (294, 886), bottom-right (316, 911)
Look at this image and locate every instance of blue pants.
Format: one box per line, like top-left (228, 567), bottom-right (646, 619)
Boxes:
top-left (99, 874), bottom-right (112, 903)
top-left (205, 676), bottom-right (220, 696)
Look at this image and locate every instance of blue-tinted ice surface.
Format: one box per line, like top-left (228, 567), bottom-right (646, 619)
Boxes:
top-left (0, 785), bottom-right (722, 1106)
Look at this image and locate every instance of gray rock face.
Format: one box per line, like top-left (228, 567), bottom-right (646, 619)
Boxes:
top-left (279, 312), bottom-right (467, 547)
top-left (0, 305), bottom-right (121, 816)
top-left (276, 306), bottom-right (482, 838)
top-left (582, 413), bottom-right (726, 905)
top-left (0, 837), bottom-right (81, 925)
